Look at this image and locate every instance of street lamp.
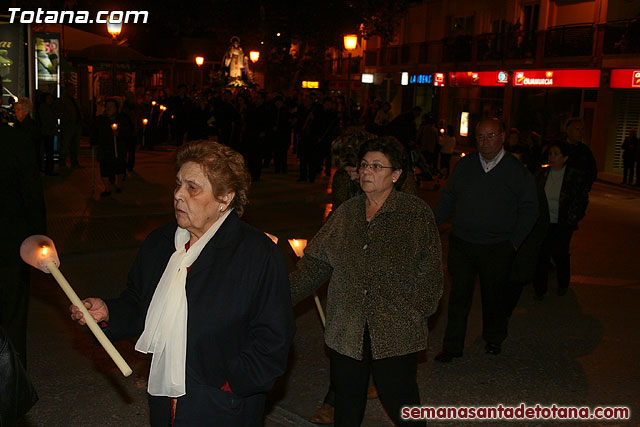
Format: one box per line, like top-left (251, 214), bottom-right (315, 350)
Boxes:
top-left (106, 20), bottom-right (123, 95)
top-left (343, 34), bottom-right (358, 118)
top-left (195, 56), bottom-right (204, 87)
top-left (106, 20), bottom-right (122, 39)
top-left (248, 51), bottom-right (260, 86)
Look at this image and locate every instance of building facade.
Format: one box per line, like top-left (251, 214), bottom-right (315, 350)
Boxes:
top-left (334, 0), bottom-right (640, 174)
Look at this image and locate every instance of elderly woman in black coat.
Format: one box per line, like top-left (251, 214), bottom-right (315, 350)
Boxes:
top-left (71, 141), bottom-right (295, 426)
top-left (291, 136), bottom-right (443, 426)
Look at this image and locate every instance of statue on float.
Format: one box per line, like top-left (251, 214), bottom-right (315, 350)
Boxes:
top-left (222, 36), bottom-right (248, 86)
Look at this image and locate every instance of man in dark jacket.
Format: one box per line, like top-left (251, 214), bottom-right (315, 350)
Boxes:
top-left (434, 118), bottom-right (538, 362)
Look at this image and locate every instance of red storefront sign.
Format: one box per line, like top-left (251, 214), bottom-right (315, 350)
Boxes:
top-left (434, 73), bottom-right (445, 87)
top-left (448, 71), bottom-right (509, 87)
top-left (512, 69), bottom-right (600, 88)
top-left (610, 69), bottom-right (640, 89)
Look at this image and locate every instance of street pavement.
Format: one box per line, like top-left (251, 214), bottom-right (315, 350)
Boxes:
top-left (19, 140), bottom-right (640, 426)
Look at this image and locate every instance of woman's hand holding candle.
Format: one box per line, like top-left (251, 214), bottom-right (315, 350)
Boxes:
top-left (70, 298), bottom-right (109, 326)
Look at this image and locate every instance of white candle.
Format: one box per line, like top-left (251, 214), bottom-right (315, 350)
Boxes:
top-left (288, 239), bottom-right (325, 327)
top-left (44, 256), bottom-right (133, 377)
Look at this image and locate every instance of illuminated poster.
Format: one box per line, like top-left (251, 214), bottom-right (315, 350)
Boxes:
top-left (0, 21), bottom-right (26, 106)
top-left (35, 32), bottom-right (60, 95)
top-left (460, 112), bottom-right (469, 137)
top-left (610, 69), bottom-right (640, 89)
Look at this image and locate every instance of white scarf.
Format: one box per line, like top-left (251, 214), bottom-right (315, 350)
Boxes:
top-left (135, 209), bottom-right (232, 397)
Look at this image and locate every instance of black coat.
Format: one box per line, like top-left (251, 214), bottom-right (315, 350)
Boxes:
top-left (536, 166), bottom-right (589, 230)
top-left (0, 327), bottom-right (38, 426)
top-left (103, 211), bottom-right (295, 424)
top-left (0, 124), bottom-right (46, 260)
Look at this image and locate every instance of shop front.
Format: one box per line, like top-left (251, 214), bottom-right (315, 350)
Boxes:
top-left (444, 71), bottom-right (510, 146)
top-left (510, 69), bottom-right (601, 142)
top-left (603, 69), bottom-right (640, 173)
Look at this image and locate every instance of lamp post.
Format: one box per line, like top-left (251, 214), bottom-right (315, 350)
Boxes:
top-left (249, 51), bottom-right (260, 85)
top-left (195, 56), bottom-right (204, 87)
top-left (343, 34), bottom-right (358, 118)
top-left (107, 20), bottom-right (123, 96)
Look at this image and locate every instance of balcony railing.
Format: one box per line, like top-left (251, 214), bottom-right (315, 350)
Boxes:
top-left (544, 24), bottom-right (594, 57)
top-left (442, 35), bottom-right (472, 63)
top-left (476, 30), bottom-right (537, 61)
top-left (359, 22), bottom-right (635, 69)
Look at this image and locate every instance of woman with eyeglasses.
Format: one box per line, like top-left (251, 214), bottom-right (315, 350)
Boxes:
top-left (290, 136), bottom-right (443, 426)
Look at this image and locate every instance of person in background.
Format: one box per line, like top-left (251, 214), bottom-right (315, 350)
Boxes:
top-left (434, 118), bottom-right (537, 362)
top-left (56, 84), bottom-right (83, 170)
top-left (416, 115), bottom-right (439, 171)
top-left (90, 99), bottom-right (132, 197)
top-left (121, 92), bottom-right (139, 174)
top-left (70, 141), bottom-right (295, 425)
top-left (291, 136), bottom-right (443, 426)
top-left (506, 128), bottom-right (520, 151)
top-left (329, 127), bottom-right (371, 212)
top-left (373, 102), bottom-right (392, 134)
top-left (564, 118), bottom-right (597, 191)
top-left (269, 95), bottom-right (292, 174)
top-left (622, 127), bottom-right (638, 185)
top-left (38, 92), bottom-right (59, 176)
top-left (438, 125), bottom-right (456, 179)
top-left (533, 141), bottom-right (589, 298)
top-left (14, 98), bottom-right (42, 170)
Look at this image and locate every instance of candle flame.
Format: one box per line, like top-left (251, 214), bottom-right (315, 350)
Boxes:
top-left (142, 118), bottom-right (148, 125)
top-left (151, 101), bottom-right (157, 106)
top-left (541, 164), bottom-right (550, 168)
top-left (288, 239), bottom-right (308, 258)
top-left (460, 152), bottom-right (466, 158)
top-left (41, 246), bottom-right (48, 256)
top-left (111, 123), bottom-right (118, 130)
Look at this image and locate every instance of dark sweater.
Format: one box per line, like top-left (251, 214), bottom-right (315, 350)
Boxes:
top-left (435, 151), bottom-right (538, 248)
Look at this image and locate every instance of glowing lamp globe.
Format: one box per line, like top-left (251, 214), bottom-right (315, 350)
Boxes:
top-left (343, 35), bottom-right (358, 51)
top-left (107, 20), bottom-right (122, 38)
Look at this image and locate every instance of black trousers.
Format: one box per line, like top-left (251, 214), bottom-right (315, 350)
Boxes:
top-left (623, 160), bottom-right (634, 184)
top-left (442, 234), bottom-right (515, 354)
top-left (534, 223), bottom-right (574, 296)
top-left (0, 262), bottom-right (30, 368)
top-left (149, 384), bottom-right (266, 427)
top-left (42, 135), bottom-right (55, 175)
top-left (330, 328), bottom-right (424, 426)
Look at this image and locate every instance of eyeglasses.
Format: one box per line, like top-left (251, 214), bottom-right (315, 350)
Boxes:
top-left (359, 161), bottom-right (394, 171)
top-left (476, 132), bottom-right (501, 142)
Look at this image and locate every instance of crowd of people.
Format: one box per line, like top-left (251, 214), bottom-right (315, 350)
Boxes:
top-left (1, 70), bottom-right (614, 426)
